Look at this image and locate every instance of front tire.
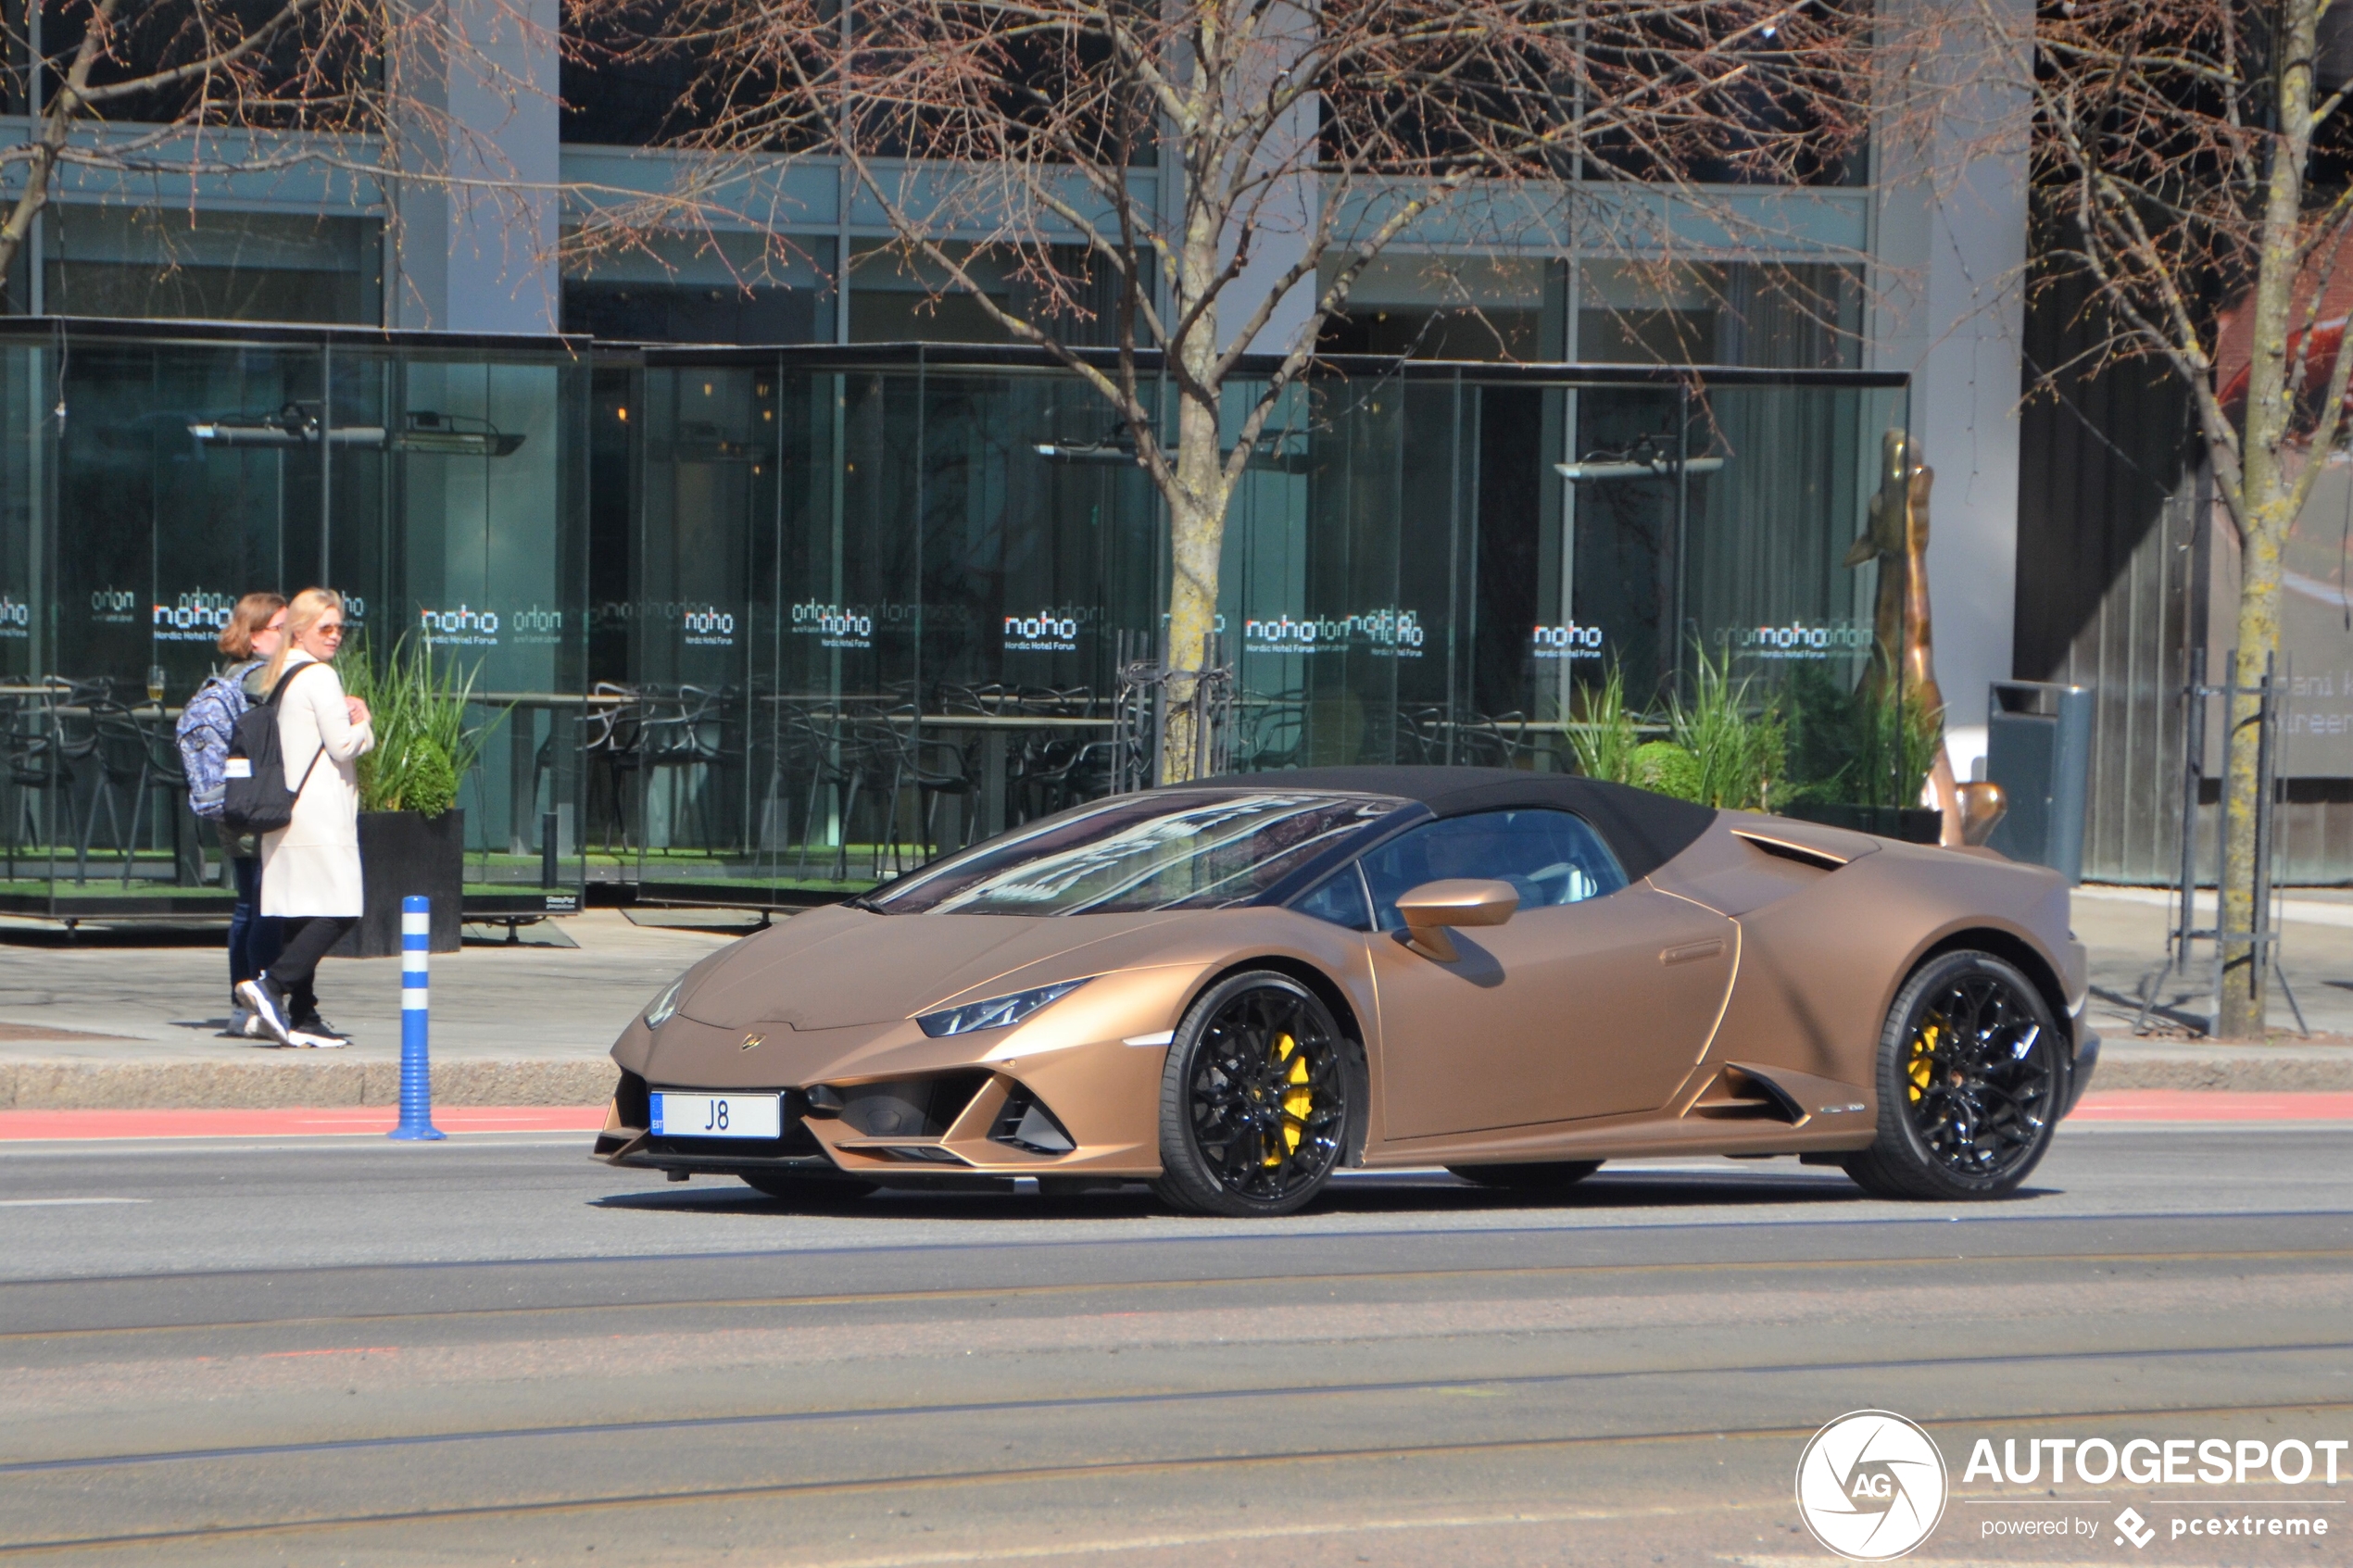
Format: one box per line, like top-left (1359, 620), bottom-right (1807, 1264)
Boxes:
top-left (1152, 972), bottom-right (1350, 1218)
top-left (1843, 950), bottom-right (2063, 1201)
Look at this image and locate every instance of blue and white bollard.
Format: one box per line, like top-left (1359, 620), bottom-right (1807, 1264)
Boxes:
top-left (388, 895), bottom-right (445, 1142)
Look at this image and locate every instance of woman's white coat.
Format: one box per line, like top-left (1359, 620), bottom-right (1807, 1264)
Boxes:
top-left (259, 651), bottom-right (376, 918)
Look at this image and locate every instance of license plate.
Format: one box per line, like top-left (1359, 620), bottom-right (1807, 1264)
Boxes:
top-left (650, 1091), bottom-right (782, 1140)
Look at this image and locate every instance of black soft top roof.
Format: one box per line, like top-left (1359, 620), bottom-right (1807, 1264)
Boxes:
top-left (1191, 765), bottom-right (1719, 883)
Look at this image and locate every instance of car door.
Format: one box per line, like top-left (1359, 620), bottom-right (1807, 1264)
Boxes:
top-left (1353, 808), bottom-right (1737, 1138)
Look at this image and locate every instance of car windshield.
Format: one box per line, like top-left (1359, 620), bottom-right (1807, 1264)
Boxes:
top-left (867, 790), bottom-right (1407, 915)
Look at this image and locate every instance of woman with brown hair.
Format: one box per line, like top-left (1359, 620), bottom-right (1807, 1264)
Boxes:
top-left (175, 591), bottom-right (289, 1036)
top-left (236, 589), bottom-right (373, 1048)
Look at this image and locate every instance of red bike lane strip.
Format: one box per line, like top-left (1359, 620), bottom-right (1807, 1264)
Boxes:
top-left (2070, 1090), bottom-right (2353, 1122)
top-left (2, 1094), bottom-right (2351, 1143)
top-left (0, 1107), bottom-right (608, 1141)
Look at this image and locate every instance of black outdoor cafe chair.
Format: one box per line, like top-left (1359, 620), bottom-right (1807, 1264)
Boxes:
top-left (2, 690), bottom-right (70, 883)
top-left (82, 697), bottom-right (189, 885)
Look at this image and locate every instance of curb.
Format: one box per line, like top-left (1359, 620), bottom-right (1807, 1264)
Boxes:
top-left (2094, 1047), bottom-right (2353, 1094)
top-left (0, 1059), bottom-right (619, 1110)
top-left (0, 1106), bottom-right (608, 1139)
top-left (9, 1050), bottom-right (2353, 1109)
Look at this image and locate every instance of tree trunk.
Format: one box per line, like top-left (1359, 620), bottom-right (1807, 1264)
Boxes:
top-left (2212, 0), bottom-right (2318, 1039)
top-left (1162, 397), bottom-right (1226, 783)
top-left (1160, 192), bottom-right (1228, 784)
top-left (2217, 520), bottom-right (2285, 1037)
top-left (0, 3), bottom-right (116, 284)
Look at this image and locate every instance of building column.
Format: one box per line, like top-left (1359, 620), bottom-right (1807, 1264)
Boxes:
top-left (1871, 0), bottom-right (2032, 780)
top-left (390, 0), bottom-right (562, 333)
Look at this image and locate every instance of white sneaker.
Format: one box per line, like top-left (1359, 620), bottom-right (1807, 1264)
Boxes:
top-left (234, 977), bottom-right (295, 1047)
top-left (289, 1013), bottom-right (351, 1049)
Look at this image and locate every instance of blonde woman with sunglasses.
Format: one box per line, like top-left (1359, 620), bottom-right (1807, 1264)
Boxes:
top-left (236, 588), bottom-right (373, 1048)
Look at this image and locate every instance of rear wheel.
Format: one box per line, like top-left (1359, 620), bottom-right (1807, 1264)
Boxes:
top-left (1843, 950), bottom-right (2062, 1201)
top-left (1152, 972), bottom-right (1349, 1218)
top-left (1447, 1160), bottom-right (1603, 1195)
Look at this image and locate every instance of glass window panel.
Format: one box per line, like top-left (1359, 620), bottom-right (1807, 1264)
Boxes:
top-left (1357, 808), bottom-right (1629, 931)
top-left (563, 232), bottom-right (835, 345)
top-left (1291, 864), bottom-right (1372, 930)
top-left (45, 209), bottom-right (382, 326)
top-left (873, 789), bottom-right (1403, 914)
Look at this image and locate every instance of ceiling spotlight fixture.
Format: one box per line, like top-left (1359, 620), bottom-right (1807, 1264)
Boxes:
top-left (1555, 455), bottom-right (1726, 482)
top-left (186, 403), bottom-right (524, 458)
top-left (186, 401), bottom-right (384, 448)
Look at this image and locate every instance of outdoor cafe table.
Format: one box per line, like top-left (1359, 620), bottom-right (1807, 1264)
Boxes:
top-left (473, 695), bottom-right (1120, 853)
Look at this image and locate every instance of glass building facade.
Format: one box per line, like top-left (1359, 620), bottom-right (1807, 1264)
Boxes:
top-left (0, 321), bottom-right (1905, 916)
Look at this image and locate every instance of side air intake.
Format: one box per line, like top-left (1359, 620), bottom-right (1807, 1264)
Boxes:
top-left (1685, 1065), bottom-right (1806, 1124)
top-left (989, 1091), bottom-right (1076, 1155)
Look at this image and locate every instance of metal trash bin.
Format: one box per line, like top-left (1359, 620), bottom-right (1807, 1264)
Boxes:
top-left (1984, 680), bottom-right (2093, 884)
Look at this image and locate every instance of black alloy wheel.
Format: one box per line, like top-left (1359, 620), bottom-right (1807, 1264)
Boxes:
top-left (1844, 949), bottom-right (2063, 1201)
top-left (1152, 972), bottom-right (1350, 1217)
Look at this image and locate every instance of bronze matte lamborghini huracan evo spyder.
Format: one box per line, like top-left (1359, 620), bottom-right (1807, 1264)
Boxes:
top-left (594, 766), bottom-right (2095, 1215)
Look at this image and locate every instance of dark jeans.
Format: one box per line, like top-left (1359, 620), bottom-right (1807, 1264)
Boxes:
top-left (266, 916), bottom-right (356, 1020)
top-left (227, 856), bottom-right (283, 994)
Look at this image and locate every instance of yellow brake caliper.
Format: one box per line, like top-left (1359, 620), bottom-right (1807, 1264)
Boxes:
top-left (1907, 1018), bottom-right (1940, 1103)
top-left (1266, 1034), bottom-right (1313, 1166)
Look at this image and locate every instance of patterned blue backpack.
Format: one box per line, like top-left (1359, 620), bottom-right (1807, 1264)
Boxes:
top-left (175, 661), bottom-right (258, 820)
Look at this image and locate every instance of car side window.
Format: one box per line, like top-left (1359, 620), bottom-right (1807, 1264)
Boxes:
top-left (1355, 809), bottom-right (1629, 933)
top-left (1291, 865), bottom-right (1374, 931)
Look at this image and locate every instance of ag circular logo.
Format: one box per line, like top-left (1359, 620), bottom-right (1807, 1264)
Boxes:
top-left (1794, 1410), bottom-right (1948, 1561)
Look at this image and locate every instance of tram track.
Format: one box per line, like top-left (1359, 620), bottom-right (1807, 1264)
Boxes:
top-left (10, 1335), bottom-right (2352, 1479)
top-left (3, 1195), bottom-right (2348, 1293)
top-left (8, 1397), bottom-right (2351, 1558)
top-left (9, 1132), bottom-right (2352, 1562)
top-left (4, 1244), bottom-right (2347, 1346)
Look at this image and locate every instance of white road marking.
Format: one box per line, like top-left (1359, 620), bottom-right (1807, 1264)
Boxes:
top-left (0, 1197), bottom-right (147, 1208)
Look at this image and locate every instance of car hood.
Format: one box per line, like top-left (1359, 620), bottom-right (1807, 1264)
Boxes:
top-left (674, 903), bottom-right (1197, 1030)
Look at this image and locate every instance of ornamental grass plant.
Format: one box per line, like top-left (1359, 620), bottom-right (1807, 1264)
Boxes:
top-left (1566, 661), bottom-right (1642, 785)
top-left (1568, 648), bottom-right (1784, 812)
top-left (1780, 663), bottom-right (1943, 811)
top-left (338, 633), bottom-right (502, 819)
top-left (1669, 647), bottom-right (1786, 811)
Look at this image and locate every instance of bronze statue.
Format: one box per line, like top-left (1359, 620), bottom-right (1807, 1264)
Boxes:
top-left (1842, 430), bottom-right (2001, 847)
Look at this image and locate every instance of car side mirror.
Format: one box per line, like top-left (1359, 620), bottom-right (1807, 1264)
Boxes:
top-left (1393, 878), bottom-right (1518, 962)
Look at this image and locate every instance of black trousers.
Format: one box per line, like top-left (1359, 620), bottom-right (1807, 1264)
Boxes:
top-left (266, 916), bottom-right (356, 1018)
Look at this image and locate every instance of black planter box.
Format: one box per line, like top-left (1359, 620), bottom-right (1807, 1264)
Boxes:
top-left (1781, 801), bottom-right (1944, 845)
top-left (333, 809), bottom-right (464, 958)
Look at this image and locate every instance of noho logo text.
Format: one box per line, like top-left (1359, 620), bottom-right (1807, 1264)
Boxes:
top-left (420, 604), bottom-right (499, 637)
top-left (1003, 610), bottom-right (1079, 648)
top-left (153, 587), bottom-right (235, 639)
top-left (1531, 621), bottom-right (1604, 657)
top-left (790, 601), bottom-right (874, 640)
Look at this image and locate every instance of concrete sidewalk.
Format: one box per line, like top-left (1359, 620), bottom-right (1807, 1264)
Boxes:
top-left (6, 894), bottom-right (2353, 1109)
top-left (2067, 884), bottom-right (2353, 1090)
top-left (0, 910), bottom-right (739, 1108)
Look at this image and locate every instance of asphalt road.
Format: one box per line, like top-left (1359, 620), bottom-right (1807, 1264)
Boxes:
top-left (5, 1127), bottom-right (2352, 1567)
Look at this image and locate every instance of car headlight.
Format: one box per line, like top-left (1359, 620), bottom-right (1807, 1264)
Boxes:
top-left (644, 977), bottom-right (686, 1030)
top-left (917, 979), bottom-right (1088, 1038)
